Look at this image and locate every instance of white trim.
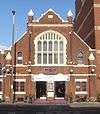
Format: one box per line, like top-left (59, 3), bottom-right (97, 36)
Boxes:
top-left (40, 97), bottom-right (46, 99)
top-left (72, 74), bottom-right (96, 76)
top-left (0, 75), bottom-right (3, 78)
top-left (73, 32), bottom-right (91, 50)
top-left (32, 73), bottom-right (70, 81)
top-left (75, 79), bottom-right (87, 82)
top-left (75, 91), bottom-right (88, 95)
top-left (28, 23), bottom-right (73, 27)
top-left (0, 79), bottom-right (3, 82)
top-left (55, 97), bottom-right (64, 99)
top-left (15, 79), bottom-right (26, 82)
top-left (35, 8), bottom-right (65, 22)
top-left (16, 64), bottom-right (25, 67)
top-left (15, 64), bottom-right (96, 67)
top-left (0, 92), bottom-right (3, 94)
top-left (96, 50), bottom-right (100, 54)
top-left (94, 4), bottom-right (100, 7)
top-left (14, 92), bottom-right (26, 94)
top-left (15, 73), bottom-right (96, 77)
top-left (15, 31), bottom-right (27, 44)
top-left (95, 26), bottom-right (100, 30)
top-left (17, 57), bottom-right (23, 60)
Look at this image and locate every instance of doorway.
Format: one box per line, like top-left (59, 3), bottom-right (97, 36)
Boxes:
top-left (55, 81), bottom-right (65, 98)
top-left (36, 81), bottom-right (46, 98)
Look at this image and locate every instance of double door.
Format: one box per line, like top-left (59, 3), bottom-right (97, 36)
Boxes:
top-left (36, 81), bottom-right (65, 99)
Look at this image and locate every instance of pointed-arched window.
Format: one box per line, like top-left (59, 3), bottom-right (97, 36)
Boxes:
top-left (17, 52), bottom-right (23, 64)
top-left (77, 50), bottom-right (84, 64)
top-left (35, 30), bottom-right (67, 65)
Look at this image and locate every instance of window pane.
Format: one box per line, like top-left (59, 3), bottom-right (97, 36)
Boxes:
top-left (77, 51), bottom-right (83, 64)
top-left (20, 82), bottom-right (25, 91)
top-left (49, 54), bottom-right (52, 64)
top-left (43, 53), bottom-right (47, 64)
top-left (17, 52), bottom-right (22, 57)
top-left (38, 41), bottom-right (41, 51)
top-left (76, 82), bottom-right (81, 91)
top-left (15, 82), bottom-right (19, 91)
top-left (43, 41), bottom-right (47, 51)
top-left (49, 41), bottom-right (52, 51)
top-left (48, 33), bottom-right (50, 39)
top-left (17, 60), bottom-right (23, 64)
top-left (54, 41), bottom-right (58, 51)
top-left (60, 53), bottom-right (63, 64)
top-left (54, 53), bottom-right (58, 64)
top-left (37, 53), bottom-right (41, 64)
top-left (0, 82), bottom-right (2, 91)
top-left (81, 82), bottom-right (86, 91)
top-left (17, 52), bottom-right (23, 64)
top-left (60, 41), bottom-right (63, 51)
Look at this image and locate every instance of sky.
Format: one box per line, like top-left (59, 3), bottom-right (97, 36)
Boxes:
top-left (0, 0), bottom-right (75, 47)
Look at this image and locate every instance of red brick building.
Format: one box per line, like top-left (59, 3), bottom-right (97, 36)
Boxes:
top-left (0, 6), bottom-right (97, 103)
top-left (74, 0), bottom-right (100, 96)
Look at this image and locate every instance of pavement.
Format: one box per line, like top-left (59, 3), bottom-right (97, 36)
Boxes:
top-left (0, 103), bottom-right (100, 114)
top-left (69, 102), bottom-right (100, 107)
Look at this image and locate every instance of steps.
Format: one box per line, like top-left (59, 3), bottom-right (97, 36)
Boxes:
top-left (32, 99), bottom-right (67, 105)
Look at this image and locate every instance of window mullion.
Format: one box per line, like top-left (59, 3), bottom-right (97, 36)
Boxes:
top-left (41, 36), bottom-right (43, 64)
top-left (47, 39), bottom-right (48, 64)
top-left (52, 39), bottom-right (54, 64)
top-left (58, 40), bottom-right (60, 64)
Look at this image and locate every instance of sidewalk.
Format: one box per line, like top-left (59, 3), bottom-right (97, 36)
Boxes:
top-left (69, 102), bottom-right (100, 107)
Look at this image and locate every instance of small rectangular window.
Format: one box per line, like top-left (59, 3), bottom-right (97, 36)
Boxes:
top-left (76, 82), bottom-right (87, 92)
top-left (81, 82), bottom-right (86, 91)
top-left (15, 82), bottom-right (25, 92)
top-left (15, 82), bottom-right (19, 91)
top-left (76, 82), bottom-right (81, 91)
top-left (20, 82), bottom-right (25, 91)
top-left (17, 60), bottom-right (23, 64)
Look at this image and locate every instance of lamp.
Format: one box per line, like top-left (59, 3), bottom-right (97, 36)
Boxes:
top-left (27, 69), bottom-right (31, 74)
top-left (91, 69), bottom-right (95, 74)
top-left (70, 69), bottom-right (73, 74)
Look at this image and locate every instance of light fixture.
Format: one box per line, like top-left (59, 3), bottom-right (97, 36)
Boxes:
top-left (70, 69), bottom-right (73, 74)
top-left (91, 69), bottom-right (95, 74)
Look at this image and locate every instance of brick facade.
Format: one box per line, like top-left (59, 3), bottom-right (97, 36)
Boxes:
top-left (0, 7), bottom-right (97, 103)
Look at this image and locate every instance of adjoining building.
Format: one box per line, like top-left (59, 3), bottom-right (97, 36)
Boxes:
top-left (0, 4), bottom-right (97, 102)
top-left (74, 0), bottom-right (100, 96)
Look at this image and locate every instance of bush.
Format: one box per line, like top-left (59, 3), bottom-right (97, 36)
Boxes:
top-left (75, 95), bottom-right (87, 102)
top-left (97, 94), bottom-right (100, 102)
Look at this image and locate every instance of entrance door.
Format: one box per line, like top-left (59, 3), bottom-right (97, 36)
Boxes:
top-left (55, 81), bottom-right (65, 98)
top-left (36, 81), bottom-right (46, 98)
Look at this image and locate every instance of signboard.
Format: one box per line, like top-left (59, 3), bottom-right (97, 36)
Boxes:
top-left (44, 67), bottom-right (57, 75)
top-left (32, 73), bottom-right (70, 82)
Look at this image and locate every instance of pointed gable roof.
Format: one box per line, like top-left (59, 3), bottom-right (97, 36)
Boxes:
top-left (37, 8), bottom-right (65, 24)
